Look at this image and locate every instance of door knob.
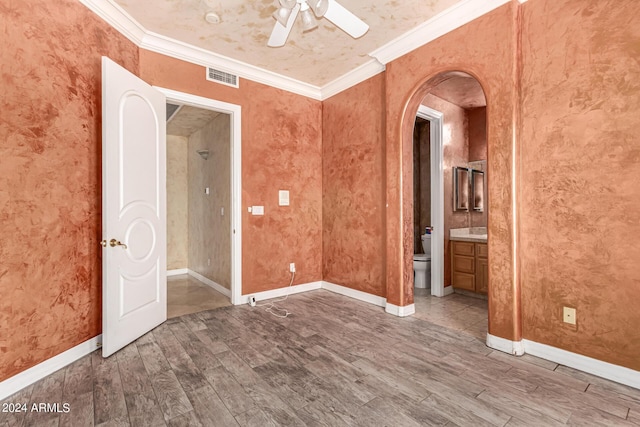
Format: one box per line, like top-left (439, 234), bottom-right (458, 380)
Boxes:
top-left (109, 239), bottom-right (128, 249)
top-left (100, 240), bottom-right (107, 247)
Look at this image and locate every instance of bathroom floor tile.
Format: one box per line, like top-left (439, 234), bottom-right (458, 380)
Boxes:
top-left (167, 274), bottom-right (231, 318)
top-left (414, 289), bottom-right (488, 339)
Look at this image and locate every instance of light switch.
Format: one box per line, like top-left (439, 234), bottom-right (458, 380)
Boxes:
top-left (205, 187), bottom-right (210, 195)
top-left (221, 207), bottom-right (224, 216)
top-left (279, 190), bottom-right (290, 206)
top-left (252, 206), bottom-right (264, 215)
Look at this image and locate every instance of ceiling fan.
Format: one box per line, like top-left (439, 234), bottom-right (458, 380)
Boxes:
top-left (268, 0), bottom-right (369, 47)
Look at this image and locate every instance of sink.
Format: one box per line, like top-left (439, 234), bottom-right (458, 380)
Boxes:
top-left (449, 227), bottom-right (487, 242)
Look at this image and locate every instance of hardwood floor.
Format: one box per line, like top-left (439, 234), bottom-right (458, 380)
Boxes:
top-left (2, 290), bottom-right (640, 426)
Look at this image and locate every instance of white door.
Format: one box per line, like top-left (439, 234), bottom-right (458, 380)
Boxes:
top-left (101, 57), bottom-right (166, 357)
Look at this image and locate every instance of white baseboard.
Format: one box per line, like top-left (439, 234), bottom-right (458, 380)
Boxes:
top-left (486, 333), bottom-right (525, 356)
top-left (385, 303), bottom-right (416, 317)
top-left (167, 268), bottom-right (188, 276)
top-left (319, 281), bottom-right (414, 318)
top-left (443, 285), bottom-right (455, 296)
top-left (523, 339), bottom-right (640, 390)
top-left (246, 281), bottom-right (323, 304)
top-left (0, 335), bottom-right (102, 401)
top-left (188, 269), bottom-right (231, 297)
top-left (321, 281), bottom-right (386, 307)
top-left (486, 334), bottom-right (640, 389)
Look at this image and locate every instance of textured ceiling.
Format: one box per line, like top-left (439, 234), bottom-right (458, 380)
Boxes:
top-left (114, 0), bottom-right (463, 86)
top-left (429, 76), bottom-right (486, 109)
top-left (167, 105), bottom-right (222, 137)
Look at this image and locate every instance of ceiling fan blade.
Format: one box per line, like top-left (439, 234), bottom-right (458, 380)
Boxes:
top-left (268, 4), bottom-right (300, 47)
top-left (323, 0), bottom-right (369, 39)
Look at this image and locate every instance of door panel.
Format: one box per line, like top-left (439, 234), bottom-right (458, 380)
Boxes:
top-left (102, 56), bottom-right (166, 357)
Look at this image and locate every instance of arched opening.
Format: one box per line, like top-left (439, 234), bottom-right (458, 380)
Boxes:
top-left (404, 70), bottom-right (490, 339)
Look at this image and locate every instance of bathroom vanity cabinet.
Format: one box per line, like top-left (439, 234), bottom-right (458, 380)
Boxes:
top-left (451, 240), bottom-right (488, 294)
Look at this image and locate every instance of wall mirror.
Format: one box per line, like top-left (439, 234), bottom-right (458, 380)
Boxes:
top-left (453, 166), bottom-right (485, 212)
top-left (471, 169), bottom-right (484, 212)
top-left (453, 167), bottom-right (469, 211)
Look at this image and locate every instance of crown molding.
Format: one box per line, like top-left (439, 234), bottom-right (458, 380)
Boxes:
top-left (79, 0), bottom-right (145, 45)
top-left (78, 0), bottom-right (323, 100)
top-left (140, 31), bottom-right (322, 100)
top-left (321, 58), bottom-right (386, 100)
top-left (80, 0), bottom-right (510, 101)
top-left (369, 0), bottom-right (510, 65)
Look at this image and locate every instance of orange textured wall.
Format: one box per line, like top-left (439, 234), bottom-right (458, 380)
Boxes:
top-left (322, 74), bottom-right (386, 296)
top-left (468, 107), bottom-right (488, 229)
top-left (384, 4), bottom-right (518, 340)
top-left (468, 107), bottom-right (487, 162)
top-left (519, 0), bottom-right (640, 370)
top-left (139, 51), bottom-right (323, 295)
top-left (421, 94), bottom-right (470, 287)
top-left (0, 0), bottom-right (139, 381)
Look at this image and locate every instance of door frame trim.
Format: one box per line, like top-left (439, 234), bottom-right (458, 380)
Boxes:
top-left (156, 87), bottom-right (243, 305)
top-left (416, 105), bottom-right (445, 297)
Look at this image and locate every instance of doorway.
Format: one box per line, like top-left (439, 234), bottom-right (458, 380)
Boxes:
top-left (415, 105), bottom-right (446, 298)
top-left (409, 72), bottom-right (489, 341)
top-left (158, 88), bottom-right (243, 313)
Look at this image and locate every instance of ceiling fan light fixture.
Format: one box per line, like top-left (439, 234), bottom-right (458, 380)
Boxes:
top-left (300, 8), bottom-right (318, 32)
top-left (273, 7), bottom-right (292, 26)
top-left (306, 0), bottom-right (328, 17)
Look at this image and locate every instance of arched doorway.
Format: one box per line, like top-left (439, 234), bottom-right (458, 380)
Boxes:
top-left (396, 71), bottom-right (491, 338)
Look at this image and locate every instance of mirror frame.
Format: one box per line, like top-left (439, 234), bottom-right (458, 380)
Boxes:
top-left (453, 167), bottom-right (469, 211)
top-left (471, 169), bottom-right (484, 212)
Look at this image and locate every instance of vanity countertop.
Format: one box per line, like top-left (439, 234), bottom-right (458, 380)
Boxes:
top-left (450, 227), bottom-right (487, 243)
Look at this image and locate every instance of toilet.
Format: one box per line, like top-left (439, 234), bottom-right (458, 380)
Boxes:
top-left (413, 234), bottom-right (432, 288)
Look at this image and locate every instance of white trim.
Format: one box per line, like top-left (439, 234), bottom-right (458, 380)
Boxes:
top-left (321, 281), bottom-right (386, 307)
top-left (486, 333), bottom-right (525, 356)
top-left (443, 285), bottom-right (454, 296)
top-left (188, 269), bottom-right (231, 298)
top-left (523, 339), bottom-right (640, 390)
top-left (369, 0), bottom-right (510, 65)
top-left (79, 0), bottom-right (322, 100)
top-left (246, 281), bottom-right (323, 304)
top-left (0, 335), bottom-right (102, 401)
top-left (141, 32), bottom-right (322, 100)
top-left (80, 0), bottom-right (511, 101)
top-left (385, 303), bottom-right (416, 317)
top-left (156, 87), bottom-right (243, 305)
top-left (167, 268), bottom-right (188, 277)
top-left (416, 105), bottom-right (445, 298)
top-left (489, 335), bottom-right (640, 389)
top-left (321, 59), bottom-right (386, 100)
top-left (78, 0), bottom-right (145, 45)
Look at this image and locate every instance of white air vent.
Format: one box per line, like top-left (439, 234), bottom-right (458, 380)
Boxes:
top-left (206, 67), bottom-right (239, 88)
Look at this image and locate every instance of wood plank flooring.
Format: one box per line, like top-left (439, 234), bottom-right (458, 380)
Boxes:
top-left (2, 290), bottom-right (640, 426)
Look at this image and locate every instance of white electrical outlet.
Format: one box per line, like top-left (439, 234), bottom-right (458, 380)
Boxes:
top-left (563, 306), bottom-right (576, 325)
top-left (289, 263), bottom-right (295, 273)
top-left (207, 258), bottom-right (211, 266)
